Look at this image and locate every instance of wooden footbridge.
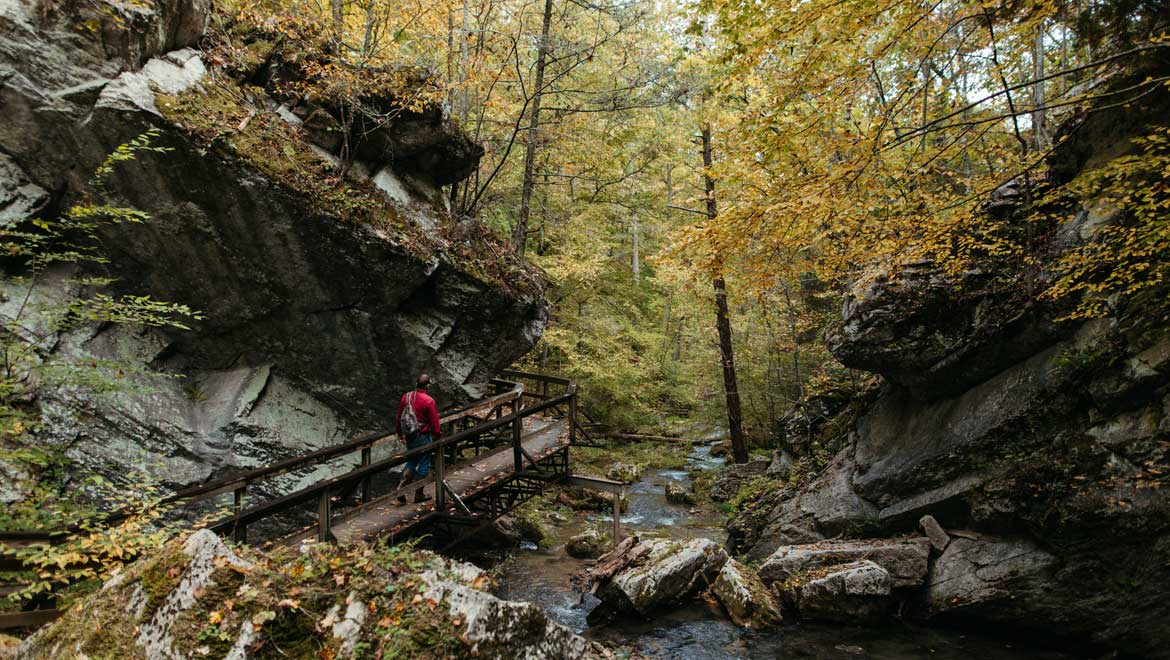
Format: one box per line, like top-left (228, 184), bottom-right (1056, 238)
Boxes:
top-left (0, 371), bottom-right (624, 629)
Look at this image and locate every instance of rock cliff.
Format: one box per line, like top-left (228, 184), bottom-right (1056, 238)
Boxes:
top-left (727, 68), bottom-right (1170, 658)
top-left (0, 0), bottom-right (546, 497)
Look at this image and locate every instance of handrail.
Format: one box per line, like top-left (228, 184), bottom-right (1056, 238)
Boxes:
top-left (162, 379), bottom-right (523, 506)
top-left (210, 381), bottom-right (577, 538)
top-left (0, 379), bottom-right (523, 538)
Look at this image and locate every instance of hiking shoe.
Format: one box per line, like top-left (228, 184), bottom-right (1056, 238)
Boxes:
top-left (396, 494), bottom-right (408, 505)
top-left (413, 489), bottom-right (432, 503)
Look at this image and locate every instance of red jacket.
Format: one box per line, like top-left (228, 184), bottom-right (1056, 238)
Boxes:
top-left (396, 389), bottom-right (441, 438)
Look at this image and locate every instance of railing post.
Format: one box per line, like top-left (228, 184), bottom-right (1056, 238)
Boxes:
top-left (614, 486), bottom-right (624, 545)
top-left (232, 485), bottom-right (247, 543)
top-left (569, 387), bottom-right (578, 446)
top-left (512, 415), bottom-right (523, 472)
top-left (434, 440), bottom-right (446, 512)
top-left (317, 489), bottom-right (332, 542)
top-left (360, 446), bottom-right (372, 503)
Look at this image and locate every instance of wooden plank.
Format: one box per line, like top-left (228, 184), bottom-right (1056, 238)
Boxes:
top-left (290, 418), bottom-right (568, 546)
top-left (0, 583), bottom-right (30, 597)
top-left (564, 474), bottom-right (627, 493)
top-left (0, 609), bottom-right (64, 630)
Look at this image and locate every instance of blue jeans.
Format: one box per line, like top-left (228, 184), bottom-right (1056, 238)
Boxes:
top-left (404, 433), bottom-right (433, 478)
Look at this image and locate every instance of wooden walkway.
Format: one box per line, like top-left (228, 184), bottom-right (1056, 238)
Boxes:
top-left (286, 417), bottom-right (569, 546)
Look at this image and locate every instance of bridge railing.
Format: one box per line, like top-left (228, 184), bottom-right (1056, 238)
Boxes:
top-left (0, 378), bottom-right (526, 629)
top-left (208, 376), bottom-right (577, 544)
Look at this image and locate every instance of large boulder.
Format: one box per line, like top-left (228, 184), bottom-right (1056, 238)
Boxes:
top-left (589, 538), bottom-right (728, 619)
top-left (759, 538), bottom-right (930, 589)
top-left (16, 530), bottom-right (593, 659)
top-left (792, 560), bottom-right (893, 623)
top-left (925, 536), bottom-right (1057, 618)
top-left (711, 558), bottom-right (782, 628)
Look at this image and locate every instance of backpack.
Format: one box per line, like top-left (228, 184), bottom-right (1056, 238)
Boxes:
top-left (400, 392), bottom-right (422, 437)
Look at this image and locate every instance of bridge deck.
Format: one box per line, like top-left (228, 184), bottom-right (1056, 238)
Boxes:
top-left (288, 416), bottom-right (569, 547)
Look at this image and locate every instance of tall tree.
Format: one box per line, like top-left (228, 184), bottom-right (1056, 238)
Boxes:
top-left (513, 0), bottom-right (554, 252)
top-left (701, 123), bottom-right (748, 464)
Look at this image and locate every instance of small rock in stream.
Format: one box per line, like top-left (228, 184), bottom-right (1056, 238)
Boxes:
top-left (606, 462), bottom-right (640, 482)
top-left (665, 483), bottom-right (697, 505)
top-left (567, 529), bottom-right (611, 559)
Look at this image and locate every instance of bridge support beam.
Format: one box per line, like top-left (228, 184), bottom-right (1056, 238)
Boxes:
top-left (563, 474), bottom-right (626, 546)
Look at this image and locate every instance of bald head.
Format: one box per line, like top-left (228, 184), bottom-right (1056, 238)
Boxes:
top-left (416, 374), bottom-right (431, 390)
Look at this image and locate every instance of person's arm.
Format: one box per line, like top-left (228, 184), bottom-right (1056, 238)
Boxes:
top-left (427, 398), bottom-right (442, 439)
top-left (395, 395), bottom-right (405, 439)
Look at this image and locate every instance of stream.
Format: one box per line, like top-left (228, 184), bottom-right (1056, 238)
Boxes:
top-left (491, 443), bottom-right (1078, 660)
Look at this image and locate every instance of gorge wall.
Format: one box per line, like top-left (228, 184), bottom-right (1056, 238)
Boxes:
top-left (0, 0), bottom-right (547, 497)
top-left (727, 66), bottom-right (1170, 658)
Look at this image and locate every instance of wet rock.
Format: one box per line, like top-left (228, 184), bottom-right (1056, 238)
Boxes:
top-left (567, 529), bottom-right (611, 559)
top-left (919, 515), bottom-right (950, 553)
top-left (794, 560), bottom-right (893, 623)
top-left (711, 559), bottom-right (782, 628)
top-left (760, 538), bottom-right (930, 589)
top-left (590, 538), bottom-right (728, 619)
top-left (606, 462), bottom-right (639, 483)
top-left (709, 459), bottom-right (769, 502)
top-left (665, 483), bottom-right (696, 505)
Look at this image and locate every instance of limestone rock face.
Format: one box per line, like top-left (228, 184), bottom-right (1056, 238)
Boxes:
top-left (711, 558), bottom-right (782, 628)
top-left (593, 538), bottom-right (728, 617)
top-left (759, 538), bottom-right (930, 590)
top-left (728, 72), bottom-right (1170, 658)
top-left (795, 560), bottom-right (893, 623)
top-left (0, 0), bottom-right (547, 502)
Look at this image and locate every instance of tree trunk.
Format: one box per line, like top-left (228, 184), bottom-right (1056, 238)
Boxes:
top-left (1032, 22), bottom-right (1048, 151)
top-left (631, 215), bottom-right (640, 282)
top-left (331, 0), bottom-right (344, 40)
top-left (701, 124), bottom-right (749, 464)
top-left (512, 0), bottom-right (554, 253)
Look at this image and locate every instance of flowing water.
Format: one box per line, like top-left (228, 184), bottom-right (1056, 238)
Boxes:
top-left (492, 442), bottom-right (1078, 660)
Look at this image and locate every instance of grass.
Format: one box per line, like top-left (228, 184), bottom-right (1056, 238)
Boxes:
top-left (572, 440), bottom-right (690, 477)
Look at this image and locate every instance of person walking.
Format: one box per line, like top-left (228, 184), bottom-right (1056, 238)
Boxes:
top-left (395, 374), bottom-right (441, 504)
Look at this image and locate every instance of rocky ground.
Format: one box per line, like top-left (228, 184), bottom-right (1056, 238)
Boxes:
top-left (8, 530), bottom-right (607, 659)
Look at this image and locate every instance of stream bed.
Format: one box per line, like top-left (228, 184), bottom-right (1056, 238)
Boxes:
top-left (491, 443), bottom-right (1078, 659)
